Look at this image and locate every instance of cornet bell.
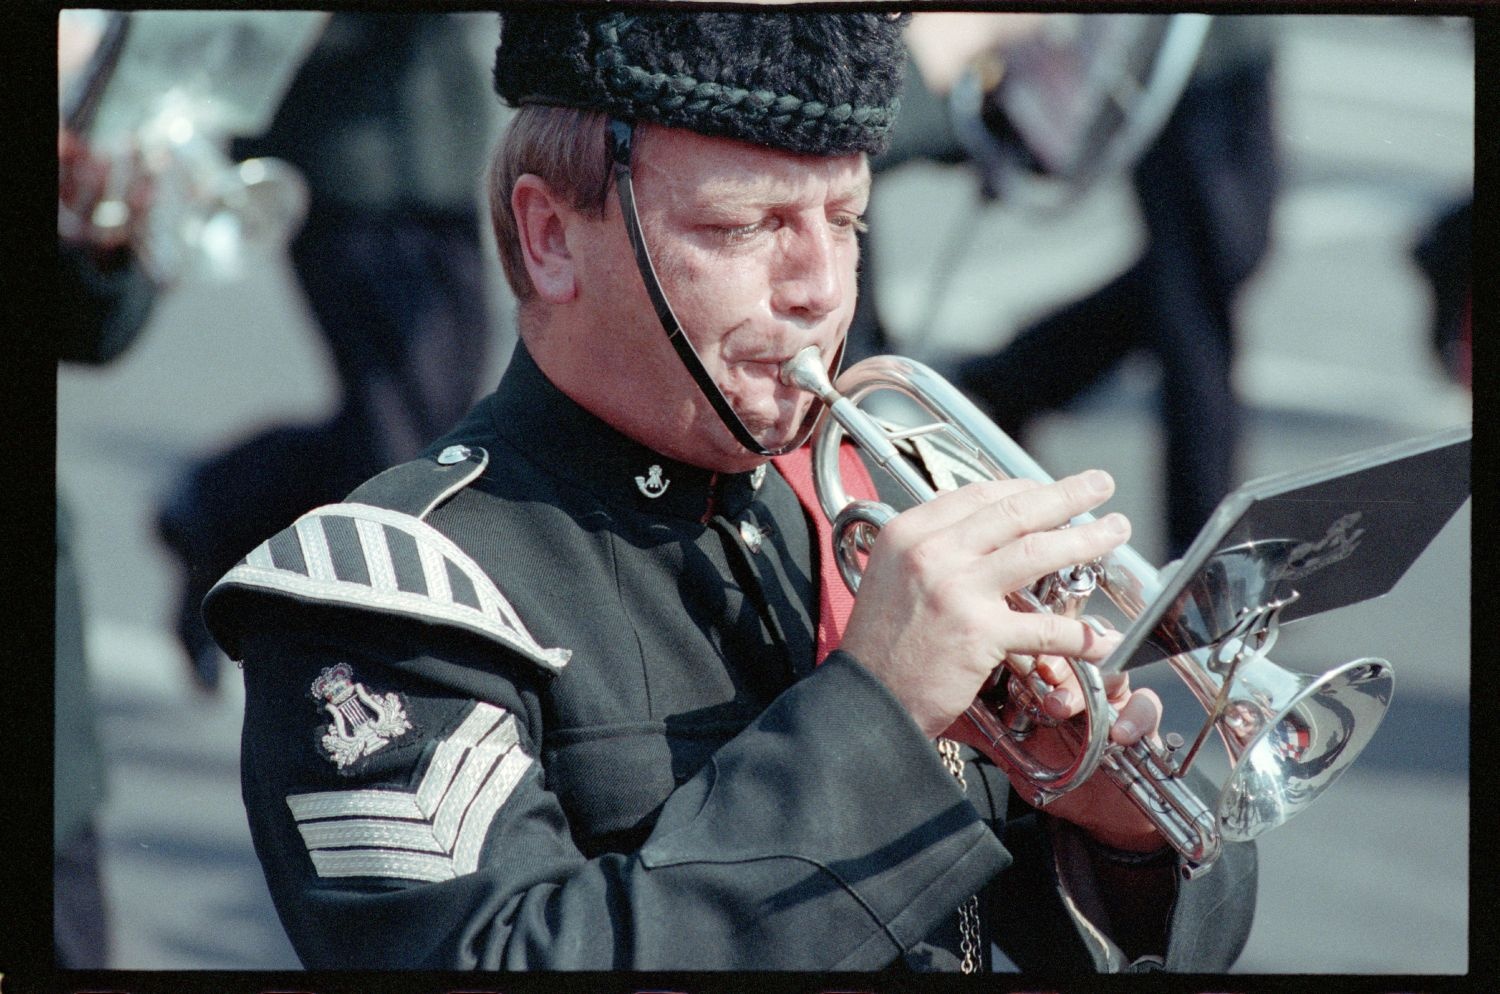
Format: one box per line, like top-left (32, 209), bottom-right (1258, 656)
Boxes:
top-left (1142, 535), bottom-right (1396, 841)
top-left (1214, 655), bottom-right (1393, 842)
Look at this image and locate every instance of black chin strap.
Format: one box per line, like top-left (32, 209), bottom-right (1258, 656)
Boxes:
top-left (607, 118), bottom-right (839, 458)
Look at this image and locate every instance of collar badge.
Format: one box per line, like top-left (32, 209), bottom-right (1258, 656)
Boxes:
top-left (635, 464), bottom-right (671, 499)
top-left (750, 464), bottom-right (767, 491)
top-left (740, 519), bottom-right (765, 554)
top-left (310, 663), bottom-right (413, 770)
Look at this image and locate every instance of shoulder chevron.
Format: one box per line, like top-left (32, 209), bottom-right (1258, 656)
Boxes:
top-left (211, 502), bottom-right (571, 674)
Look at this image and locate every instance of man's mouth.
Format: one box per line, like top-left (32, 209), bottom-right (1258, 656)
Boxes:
top-left (725, 355), bottom-right (800, 385)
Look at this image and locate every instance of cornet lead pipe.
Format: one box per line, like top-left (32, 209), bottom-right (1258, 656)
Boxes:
top-left (782, 347), bottom-right (936, 502)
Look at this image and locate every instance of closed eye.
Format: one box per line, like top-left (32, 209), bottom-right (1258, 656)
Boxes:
top-left (720, 219), bottom-right (776, 244)
top-left (831, 212), bottom-right (869, 236)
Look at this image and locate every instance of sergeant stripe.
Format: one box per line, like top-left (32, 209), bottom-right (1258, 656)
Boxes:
top-left (287, 704), bottom-right (503, 822)
top-left (296, 818), bottom-right (447, 854)
top-left (432, 719), bottom-right (517, 849)
top-left (287, 789), bottom-right (422, 823)
top-left (288, 704), bottom-right (533, 884)
top-left (310, 850), bottom-right (454, 883)
top-left (451, 744), bottom-right (532, 873)
top-left (415, 705), bottom-right (508, 815)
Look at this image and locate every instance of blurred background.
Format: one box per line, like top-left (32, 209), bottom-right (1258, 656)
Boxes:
top-left (54, 10), bottom-right (1471, 976)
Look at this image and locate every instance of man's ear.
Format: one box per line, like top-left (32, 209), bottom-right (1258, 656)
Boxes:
top-left (512, 174), bottom-right (577, 304)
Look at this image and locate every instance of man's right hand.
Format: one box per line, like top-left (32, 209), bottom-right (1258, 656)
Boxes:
top-left (839, 469), bottom-right (1129, 739)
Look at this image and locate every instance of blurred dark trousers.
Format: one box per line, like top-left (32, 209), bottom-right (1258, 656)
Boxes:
top-left (55, 825), bottom-right (109, 968)
top-left (959, 59), bottom-right (1279, 559)
top-left (162, 205), bottom-right (490, 662)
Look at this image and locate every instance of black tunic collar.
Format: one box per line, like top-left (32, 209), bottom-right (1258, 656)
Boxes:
top-left (488, 343), bottom-right (767, 523)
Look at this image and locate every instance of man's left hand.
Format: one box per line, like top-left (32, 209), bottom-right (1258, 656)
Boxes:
top-left (1009, 657), bottom-right (1170, 853)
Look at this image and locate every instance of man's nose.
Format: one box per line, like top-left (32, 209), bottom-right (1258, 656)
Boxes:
top-left (772, 222), bottom-right (845, 321)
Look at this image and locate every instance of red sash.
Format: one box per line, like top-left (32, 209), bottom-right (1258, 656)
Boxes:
top-left (774, 444), bottom-right (996, 757)
top-left (772, 443), bottom-right (879, 665)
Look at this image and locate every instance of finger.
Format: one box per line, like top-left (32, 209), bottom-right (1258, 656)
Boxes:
top-left (889, 475), bottom-right (1043, 541)
top-left (1042, 667), bottom-right (1130, 719)
top-left (996, 509), bottom-right (1128, 587)
top-left (957, 470), bottom-right (1118, 554)
top-left (68, 154), bottom-right (109, 217)
top-left (1041, 684), bottom-right (1081, 721)
top-left (1034, 654), bottom-right (1072, 688)
top-left (1032, 654), bottom-right (1079, 719)
top-left (125, 147), bottom-right (155, 215)
top-left (979, 511), bottom-right (1132, 595)
top-left (1080, 613), bottom-right (1117, 633)
top-left (1103, 671), bottom-right (1132, 707)
top-left (87, 205), bottom-right (133, 252)
top-left (1006, 628), bottom-right (1121, 720)
top-left (1004, 612), bottom-right (1124, 663)
top-left (1110, 687), bottom-right (1163, 746)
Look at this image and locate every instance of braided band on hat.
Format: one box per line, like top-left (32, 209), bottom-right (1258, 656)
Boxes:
top-left (494, 7), bottom-right (908, 157)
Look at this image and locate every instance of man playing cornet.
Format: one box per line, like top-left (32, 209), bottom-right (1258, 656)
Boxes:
top-left (205, 8), bottom-right (1255, 971)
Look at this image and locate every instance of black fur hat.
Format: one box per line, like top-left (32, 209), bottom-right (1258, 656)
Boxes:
top-left (493, 6), bottom-right (909, 157)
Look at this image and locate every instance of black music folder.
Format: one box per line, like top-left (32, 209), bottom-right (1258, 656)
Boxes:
top-left (1112, 424), bottom-right (1471, 671)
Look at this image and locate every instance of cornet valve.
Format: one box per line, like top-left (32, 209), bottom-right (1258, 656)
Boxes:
top-left (1222, 701), bottom-right (1264, 738)
top-left (997, 676), bottom-right (1038, 739)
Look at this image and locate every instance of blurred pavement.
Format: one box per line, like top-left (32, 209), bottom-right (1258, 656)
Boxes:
top-left (55, 14), bottom-right (1472, 976)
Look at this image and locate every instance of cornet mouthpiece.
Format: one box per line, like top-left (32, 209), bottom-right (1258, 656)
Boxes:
top-left (780, 346), bottom-right (837, 400)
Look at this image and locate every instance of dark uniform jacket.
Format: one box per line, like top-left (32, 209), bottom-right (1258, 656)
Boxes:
top-left (204, 344), bottom-right (1256, 971)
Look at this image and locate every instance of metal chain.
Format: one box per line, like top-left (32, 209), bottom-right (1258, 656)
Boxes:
top-left (937, 737), bottom-right (983, 974)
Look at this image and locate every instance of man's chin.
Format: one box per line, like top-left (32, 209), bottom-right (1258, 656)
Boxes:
top-left (696, 411), bottom-right (808, 471)
top-left (747, 403), bottom-right (817, 452)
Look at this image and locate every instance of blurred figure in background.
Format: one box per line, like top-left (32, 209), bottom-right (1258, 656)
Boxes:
top-left (955, 18), bottom-right (1281, 559)
top-left (56, 119), bottom-right (161, 967)
top-left (155, 12), bottom-right (495, 690)
top-left (1410, 196), bottom-right (1470, 391)
top-left (1409, 17), bottom-right (1470, 394)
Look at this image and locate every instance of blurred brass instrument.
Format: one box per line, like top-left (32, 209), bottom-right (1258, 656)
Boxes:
top-left (780, 348), bottom-right (1433, 879)
top-left (950, 13), bottom-right (1213, 209)
top-left (59, 10), bottom-right (328, 285)
top-left (899, 14), bottom-right (1215, 352)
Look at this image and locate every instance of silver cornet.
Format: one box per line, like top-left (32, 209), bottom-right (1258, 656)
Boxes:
top-left (781, 347), bottom-right (1458, 878)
